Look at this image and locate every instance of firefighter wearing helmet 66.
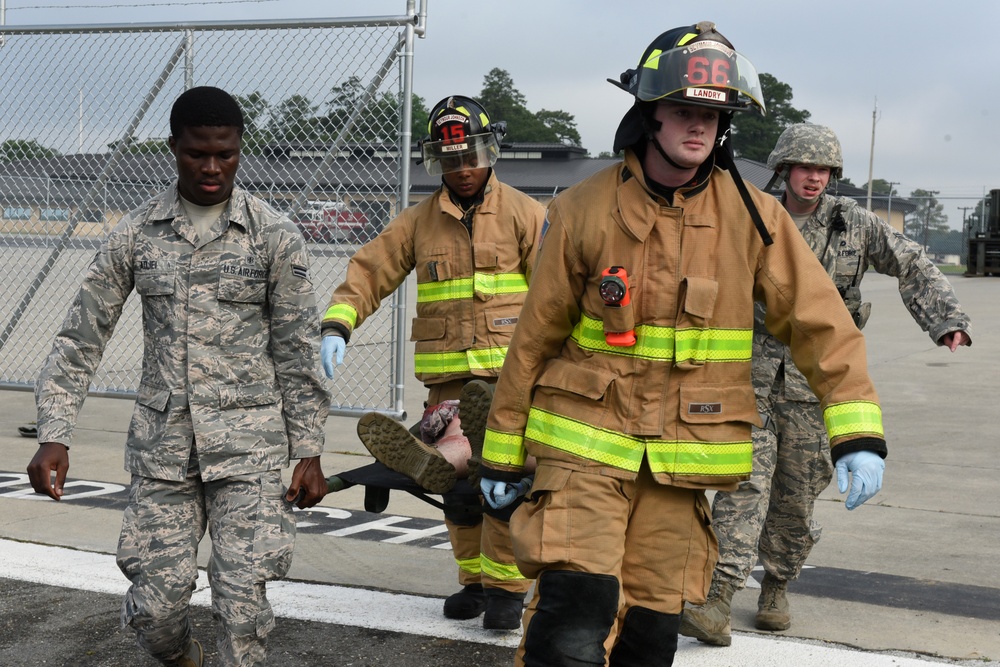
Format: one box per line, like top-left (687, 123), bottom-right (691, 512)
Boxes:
top-left (478, 21), bottom-right (889, 667)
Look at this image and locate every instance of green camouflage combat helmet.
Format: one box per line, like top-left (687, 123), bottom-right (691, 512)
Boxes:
top-left (766, 123), bottom-right (843, 180)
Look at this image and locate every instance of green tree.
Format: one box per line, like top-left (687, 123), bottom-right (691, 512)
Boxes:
top-left (477, 68), bottom-right (580, 145)
top-left (410, 94), bottom-right (430, 142)
top-left (865, 178), bottom-right (899, 196)
top-left (1, 139), bottom-right (59, 161)
top-left (233, 92), bottom-right (270, 134)
top-left (270, 94), bottom-right (319, 143)
top-left (320, 78), bottom-right (424, 145)
top-left (906, 189), bottom-right (950, 247)
top-left (730, 72), bottom-right (811, 162)
top-left (537, 109), bottom-right (582, 146)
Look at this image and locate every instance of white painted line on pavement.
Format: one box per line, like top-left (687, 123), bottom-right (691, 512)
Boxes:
top-left (0, 538), bottom-right (969, 665)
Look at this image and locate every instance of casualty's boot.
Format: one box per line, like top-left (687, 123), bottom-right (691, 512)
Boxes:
top-left (755, 573), bottom-right (791, 631)
top-left (443, 583), bottom-right (487, 620)
top-left (678, 577), bottom-right (737, 647)
top-left (357, 412), bottom-right (456, 493)
top-left (458, 380), bottom-right (494, 486)
top-left (482, 588), bottom-right (526, 631)
top-left (170, 639), bottom-right (203, 667)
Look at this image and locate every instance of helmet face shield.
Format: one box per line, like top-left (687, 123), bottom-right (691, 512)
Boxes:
top-left (635, 41), bottom-right (766, 114)
top-left (421, 131), bottom-right (500, 176)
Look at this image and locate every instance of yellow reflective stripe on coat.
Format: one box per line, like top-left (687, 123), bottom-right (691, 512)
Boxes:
top-left (572, 314), bottom-right (675, 360)
top-left (674, 327), bottom-right (753, 363)
top-left (417, 272), bottom-right (528, 303)
top-left (527, 407), bottom-right (751, 476)
top-left (456, 555), bottom-right (481, 576)
top-left (323, 303), bottom-right (358, 328)
top-left (481, 554), bottom-right (527, 582)
top-left (413, 347), bottom-right (508, 375)
top-left (526, 407), bottom-right (645, 470)
top-left (483, 427), bottom-right (527, 468)
top-left (570, 313), bottom-right (752, 362)
top-left (474, 272), bottom-right (528, 296)
top-left (823, 400), bottom-right (884, 439)
top-left (645, 440), bottom-right (752, 477)
top-left (418, 277), bottom-right (473, 302)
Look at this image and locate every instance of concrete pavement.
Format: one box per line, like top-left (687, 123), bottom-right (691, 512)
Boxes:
top-left (1, 271), bottom-right (998, 666)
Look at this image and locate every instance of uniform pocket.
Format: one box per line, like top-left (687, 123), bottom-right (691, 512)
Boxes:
top-left (510, 465), bottom-right (572, 579)
top-left (410, 316), bottom-right (446, 341)
top-left (678, 383), bottom-right (761, 451)
top-left (135, 269), bottom-right (175, 296)
top-left (675, 276), bottom-right (719, 370)
top-left (218, 273), bottom-right (267, 303)
top-left (484, 304), bottom-right (520, 350)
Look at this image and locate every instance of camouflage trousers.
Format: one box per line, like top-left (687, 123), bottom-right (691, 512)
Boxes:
top-left (709, 373), bottom-right (833, 587)
top-left (117, 467), bottom-right (295, 666)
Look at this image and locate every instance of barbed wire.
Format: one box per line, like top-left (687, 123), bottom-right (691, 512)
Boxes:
top-left (5, 0), bottom-right (279, 10)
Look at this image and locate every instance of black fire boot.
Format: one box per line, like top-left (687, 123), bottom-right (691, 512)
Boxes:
top-left (609, 606), bottom-right (681, 667)
top-left (482, 588), bottom-right (526, 631)
top-left (443, 583), bottom-right (487, 620)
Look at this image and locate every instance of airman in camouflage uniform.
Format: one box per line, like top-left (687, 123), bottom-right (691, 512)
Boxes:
top-left (681, 123), bottom-right (971, 646)
top-left (27, 87), bottom-right (329, 667)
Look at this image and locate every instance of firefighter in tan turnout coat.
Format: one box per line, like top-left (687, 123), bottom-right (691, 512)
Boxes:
top-left (478, 23), bottom-right (889, 666)
top-left (321, 95), bottom-right (545, 630)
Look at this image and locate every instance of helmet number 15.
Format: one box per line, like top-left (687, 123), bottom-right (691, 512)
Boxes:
top-left (440, 123), bottom-right (466, 144)
top-left (687, 57), bottom-right (730, 86)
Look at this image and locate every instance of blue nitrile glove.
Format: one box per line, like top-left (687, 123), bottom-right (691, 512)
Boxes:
top-left (321, 335), bottom-right (346, 380)
top-left (836, 450), bottom-right (885, 510)
top-left (480, 476), bottom-right (533, 510)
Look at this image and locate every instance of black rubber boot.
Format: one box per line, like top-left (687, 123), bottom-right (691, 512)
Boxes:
top-left (443, 583), bottom-right (487, 620)
top-left (482, 588), bottom-right (526, 631)
top-left (609, 606), bottom-right (681, 667)
top-left (523, 570), bottom-right (619, 666)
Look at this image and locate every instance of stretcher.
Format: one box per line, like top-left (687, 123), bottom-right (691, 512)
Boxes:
top-left (324, 461), bottom-right (479, 514)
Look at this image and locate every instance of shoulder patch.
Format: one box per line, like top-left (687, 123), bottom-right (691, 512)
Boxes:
top-left (291, 264), bottom-right (308, 279)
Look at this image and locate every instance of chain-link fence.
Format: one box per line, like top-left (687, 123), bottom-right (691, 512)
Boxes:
top-left (0, 7), bottom-right (423, 417)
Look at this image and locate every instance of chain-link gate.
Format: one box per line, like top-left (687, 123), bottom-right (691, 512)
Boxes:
top-left (0, 4), bottom-right (425, 418)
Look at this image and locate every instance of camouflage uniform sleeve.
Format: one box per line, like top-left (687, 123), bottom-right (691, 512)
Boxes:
top-left (320, 209), bottom-right (418, 342)
top-left (862, 210), bottom-right (971, 343)
top-left (268, 220), bottom-right (330, 459)
top-left (35, 220), bottom-right (136, 446)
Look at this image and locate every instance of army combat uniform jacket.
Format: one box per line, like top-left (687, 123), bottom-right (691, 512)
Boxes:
top-left (35, 183), bottom-right (329, 482)
top-left (322, 171), bottom-right (546, 385)
top-left (754, 193), bottom-right (971, 403)
top-left (483, 150), bottom-right (887, 490)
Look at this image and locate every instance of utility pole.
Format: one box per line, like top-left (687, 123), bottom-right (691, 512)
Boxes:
top-left (866, 97), bottom-right (878, 211)
top-left (958, 206), bottom-right (973, 231)
top-left (923, 201), bottom-right (931, 251)
top-left (886, 181), bottom-right (899, 230)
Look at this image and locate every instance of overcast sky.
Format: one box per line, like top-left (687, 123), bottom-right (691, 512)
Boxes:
top-left (6, 0), bottom-right (999, 226)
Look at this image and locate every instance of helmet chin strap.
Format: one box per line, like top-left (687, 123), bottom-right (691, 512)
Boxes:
top-left (640, 111), bottom-right (690, 170)
top-left (787, 188), bottom-right (821, 207)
